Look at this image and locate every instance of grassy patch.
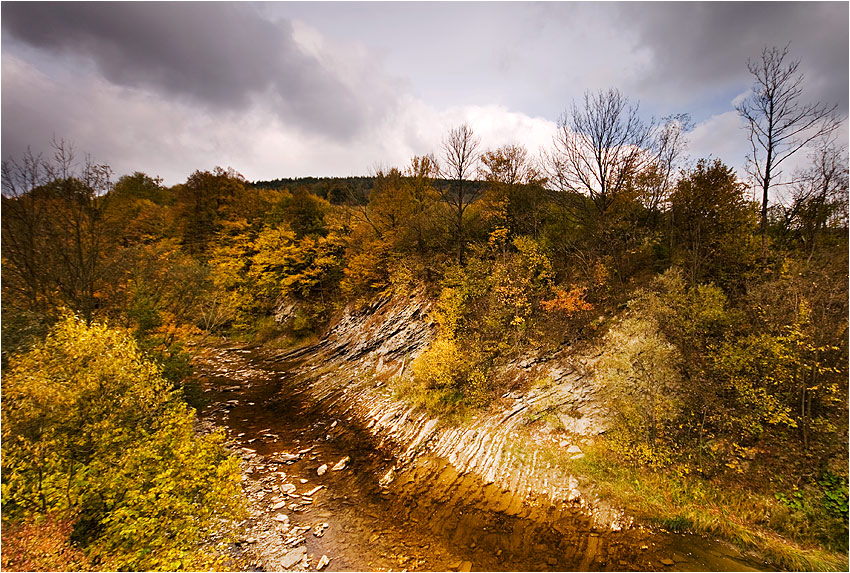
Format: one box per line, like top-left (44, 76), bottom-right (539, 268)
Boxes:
top-left (570, 439), bottom-right (848, 571)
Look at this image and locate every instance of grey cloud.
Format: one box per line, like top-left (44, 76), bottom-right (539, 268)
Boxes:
top-left (1, 1), bottom-right (391, 139)
top-left (618, 2), bottom-right (849, 114)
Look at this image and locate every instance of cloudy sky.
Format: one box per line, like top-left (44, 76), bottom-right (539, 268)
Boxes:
top-left (2, 1), bottom-right (847, 188)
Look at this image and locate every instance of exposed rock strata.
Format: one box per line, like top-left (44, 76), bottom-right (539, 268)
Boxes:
top-left (266, 291), bottom-right (625, 530)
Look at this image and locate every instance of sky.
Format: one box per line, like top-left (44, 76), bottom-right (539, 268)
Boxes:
top-left (2, 1), bottom-right (848, 190)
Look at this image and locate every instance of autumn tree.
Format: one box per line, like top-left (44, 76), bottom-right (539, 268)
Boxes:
top-left (107, 172), bottom-right (177, 246)
top-left (402, 154), bottom-right (442, 263)
top-left (480, 144), bottom-right (548, 238)
top-left (441, 124), bottom-right (482, 265)
top-left (1, 140), bottom-right (113, 325)
top-left (735, 45), bottom-right (842, 262)
top-left (176, 166), bottom-right (246, 254)
top-left (640, 114), bottom-right (692, 229)
top-left (669, 158), bottom-right (760, 286)
top-left (596, 315), bottom-right (682, 460)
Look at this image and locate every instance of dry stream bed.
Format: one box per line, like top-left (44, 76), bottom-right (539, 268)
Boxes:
top-left (194, 343), bottom-right (769, 572)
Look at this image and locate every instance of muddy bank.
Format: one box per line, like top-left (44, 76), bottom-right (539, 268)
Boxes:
top-left (193, 335), bottom-right (768, 572)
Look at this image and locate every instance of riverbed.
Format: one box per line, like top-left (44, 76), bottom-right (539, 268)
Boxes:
top-left (194, 344), bottom-right (768, 572)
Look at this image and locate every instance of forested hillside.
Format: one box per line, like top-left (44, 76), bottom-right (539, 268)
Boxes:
top-left (2, 86), bottom-right (848, 568)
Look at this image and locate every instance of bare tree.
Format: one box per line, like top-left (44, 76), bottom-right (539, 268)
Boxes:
top-left (441, 124), bottom-right (481, 265)
top-left (1, 139), bottom-right (113, 323)
top-left (735, 45), bottom-right (842, 262)
top-left (2, 149), bottom-right (52, 313)
top-left (649, 113), bottom-right (693, 214)
top-left (780, 139), bottom-right (849, 261)
top-left (545, 89), bottom-right (659, 224)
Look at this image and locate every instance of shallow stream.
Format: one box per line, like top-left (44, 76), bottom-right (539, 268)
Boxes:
top-left (196, 344), bottom-right (769, 572)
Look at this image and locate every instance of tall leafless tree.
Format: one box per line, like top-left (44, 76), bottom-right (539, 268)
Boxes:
top-left (650, 113), bottom-right (693, 214)
top-left (545, 89), bottom-right (659, 224)
top-left (735, 45), bottom-right (842, 262)
top-left (441, 124), bottom-right (481, 265)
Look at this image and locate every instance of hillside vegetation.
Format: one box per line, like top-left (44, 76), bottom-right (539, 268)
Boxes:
top-left (2, 90), bottom-right (848, 568)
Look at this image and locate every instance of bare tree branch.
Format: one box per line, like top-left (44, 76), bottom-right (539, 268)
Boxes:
top-left (735, 44), bottom-right (843, 262)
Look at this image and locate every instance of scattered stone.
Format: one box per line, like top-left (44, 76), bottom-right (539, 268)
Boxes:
top-left (566, 444), bottom-right (582, 454)
top-left (300, 478), bottom-right (309, 484)
top-left (570, 453), bottom-right (585, 460)
top-left (332, 456), bottom-right (350, 471)
top-left (281, 546), bottom-right (307, 569)
top-left (271, 500), bottom-right (287, 510)
top-left (284, 535), bottom-right (306, 548)
top-left (547, 556), bottom-right (558, 565)
top-left (305, 485), bottom-right (324, 496)
top-left (273, 513), bottom-right (290, 525)
top-left (660, 558), bottom-right (675, 566)
top-left (458, 561), bottom-right (473, 572)
top-left (280, 483), bottom-right (298, 495)
top-left (313, 522), bottom-right (329, 537)
top-left (316, 555), bottom-right (330, 570)
top-left (317, 464), bottom-right (328, 476)
top-left (640, 545), bottom-right (649, 551)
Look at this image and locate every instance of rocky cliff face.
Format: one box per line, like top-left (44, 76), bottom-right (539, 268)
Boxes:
top-left (266, 290), bottom-right (623, 530)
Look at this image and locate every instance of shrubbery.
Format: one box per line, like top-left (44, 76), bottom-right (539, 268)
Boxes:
top-left (1, 317), bottom-right (244, 570)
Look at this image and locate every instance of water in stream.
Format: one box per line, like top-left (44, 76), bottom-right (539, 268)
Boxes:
top-left (195, 345), bottom-right (769, 572)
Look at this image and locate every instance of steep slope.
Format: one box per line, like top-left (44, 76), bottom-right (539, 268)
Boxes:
top-left (265, 291), bottom-right (622, 528)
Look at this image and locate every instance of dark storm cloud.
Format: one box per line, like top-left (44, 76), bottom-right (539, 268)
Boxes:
top-left (1, 1), bottom-right (386, 139)
top-left (618, 1), bottom-right (849, 113)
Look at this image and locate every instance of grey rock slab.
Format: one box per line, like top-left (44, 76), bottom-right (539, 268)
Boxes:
top-left (281, 546), bottom-right (307, 569)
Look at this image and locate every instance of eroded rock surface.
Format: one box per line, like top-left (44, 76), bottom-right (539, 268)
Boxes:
top-left (193, 292), bottom-right (767, 571)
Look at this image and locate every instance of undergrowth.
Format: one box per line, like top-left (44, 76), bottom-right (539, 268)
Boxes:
top-left (568, 438), bottom-right (849, 571)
